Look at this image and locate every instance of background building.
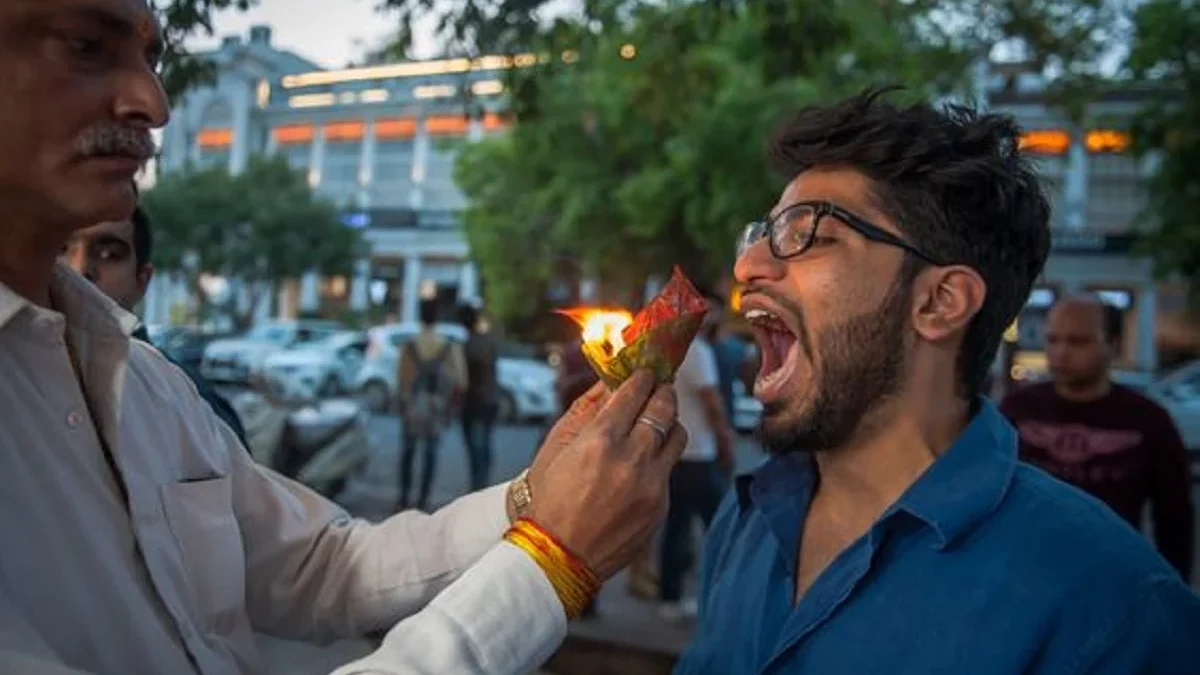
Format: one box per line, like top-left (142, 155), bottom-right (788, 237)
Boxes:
top-left (145, 26), bottom-right (512, 326)
top-left (146, 29), bottom-right (1184, 378)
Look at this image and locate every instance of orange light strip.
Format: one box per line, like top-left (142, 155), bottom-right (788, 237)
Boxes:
top-left (482, 112), bottom-right (509, 131)
top-left (376, 118), bottom-right (416, 139)
top-left (1019, 130), bottom-right (1071, 155)
top-left (425, 115), bottom-right (469, 136)
top-left (196, 128), bottom-right (232, 148)
top-left (324, 121), bottom-right (365, 141)
top-left (1085, 129), bottom-right (1130, 153)
top-left (273, 124), bottom-right (315, 144)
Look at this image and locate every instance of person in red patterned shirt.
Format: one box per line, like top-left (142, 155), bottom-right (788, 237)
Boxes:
top-left (1000, 294), bottom-right (1194, 581)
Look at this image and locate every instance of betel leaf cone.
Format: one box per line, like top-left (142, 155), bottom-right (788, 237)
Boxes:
top-left (577, 267), bottom-right (708, 390)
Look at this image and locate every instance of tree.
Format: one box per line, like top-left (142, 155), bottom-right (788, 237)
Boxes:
top-left (1126, 0), bottom-right (1200, 304)
top-left (142, 156), bottom-right (364, 327)
top-left (450, 0), bottom-right (974, 320)
top-left (153, 0), bottom-right (257, 101)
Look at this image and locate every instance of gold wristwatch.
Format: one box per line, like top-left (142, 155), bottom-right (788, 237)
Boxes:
top-left (507, 469), bottom-right (533, 520)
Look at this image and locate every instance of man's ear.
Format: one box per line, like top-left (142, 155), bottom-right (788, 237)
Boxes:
top-left (136, 263), bottom-right (154, 297)
top-left (911, 265), bottom-right (986, 343)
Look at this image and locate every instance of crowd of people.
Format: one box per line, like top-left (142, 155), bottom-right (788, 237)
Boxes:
top-left (0, 1), bottom-right (1198, 674)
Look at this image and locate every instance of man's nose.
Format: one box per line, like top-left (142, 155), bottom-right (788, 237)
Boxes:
top-left (114, 63), bottom-right (171, 130)
top-left (734, 239), bottom-right (787, 287)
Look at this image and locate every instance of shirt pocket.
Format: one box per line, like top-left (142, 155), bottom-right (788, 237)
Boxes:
top-left (159, 476), bottom-right (246, 633)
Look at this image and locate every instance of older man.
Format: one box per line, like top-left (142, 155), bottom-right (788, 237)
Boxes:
top-left (0, 2), bottom-right (686, 674)
top-left (675, 89), bottom-right (1200, 674)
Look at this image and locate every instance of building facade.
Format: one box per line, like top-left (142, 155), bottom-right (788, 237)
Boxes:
top-left (985, 68), bottom-right (1164, 380)
top-left (144, 26), bottom-right (516, 327)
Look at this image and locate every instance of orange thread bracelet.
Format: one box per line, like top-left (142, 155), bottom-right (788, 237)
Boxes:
top-left (504, 517), bottom-right (601, 619)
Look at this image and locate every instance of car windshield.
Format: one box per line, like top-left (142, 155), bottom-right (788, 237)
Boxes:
top-left (244, 325), bottom-right (291, 343)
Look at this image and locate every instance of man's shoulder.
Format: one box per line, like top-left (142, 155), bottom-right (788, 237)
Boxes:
top-left (988, 463), bottom-right (1181, 588)
top-left (1109, 383), bottom-right (1174, 422)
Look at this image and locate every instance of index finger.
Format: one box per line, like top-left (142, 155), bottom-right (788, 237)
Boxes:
top-left (593, 369), bottom-right (657, 437)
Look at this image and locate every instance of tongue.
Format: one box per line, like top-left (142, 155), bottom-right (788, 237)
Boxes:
top-left (755, 328), bottom-right (792, 379)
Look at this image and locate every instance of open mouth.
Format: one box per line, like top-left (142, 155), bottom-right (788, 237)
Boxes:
top-left (744, 307), bottom-right (801, 403)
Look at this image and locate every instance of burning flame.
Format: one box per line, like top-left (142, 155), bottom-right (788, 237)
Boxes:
top-left (559, 308), bottom-right (634, 357)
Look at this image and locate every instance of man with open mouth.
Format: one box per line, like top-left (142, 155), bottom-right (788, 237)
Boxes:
top-left (674, 88), bottom-right (1200, 674)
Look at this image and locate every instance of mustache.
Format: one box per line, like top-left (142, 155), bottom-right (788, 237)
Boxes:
top-left (741, 285), bottom-right (813, 361)
top-left (74, 125), bottom-right (156, 161)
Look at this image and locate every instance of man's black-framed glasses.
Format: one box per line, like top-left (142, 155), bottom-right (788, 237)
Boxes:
top-left (736, 200), bottom-right (945, 265)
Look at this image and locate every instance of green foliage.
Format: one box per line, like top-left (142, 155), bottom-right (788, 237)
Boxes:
top-left (451, 0), bottom-right (975, 320)
top-left (1126, 0), bottom-right (1200, 303)
top-left (142, 156), bottom-right (364, 324)
top-left (152, 0), bottom-right (257, 102)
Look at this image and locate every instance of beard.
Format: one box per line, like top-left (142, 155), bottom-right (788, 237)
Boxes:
top-left (759, 272), bottom-right (913, 455)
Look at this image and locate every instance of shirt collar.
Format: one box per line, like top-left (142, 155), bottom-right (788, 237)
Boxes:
top-left (737, 398), bottom-right (1018, 551)
top-left (0, 263), bottom-right (139, 337)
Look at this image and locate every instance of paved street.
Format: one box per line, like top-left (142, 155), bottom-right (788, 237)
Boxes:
top-left (337, 413), bottom-right (769, 520)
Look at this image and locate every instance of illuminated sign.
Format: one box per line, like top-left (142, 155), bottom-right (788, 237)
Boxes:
top-left (324, 121), bottom-right (365, 142)
top-left (273, 124), bottom-right (314, 144)
top-left (375, 118), bottom-right (416, 140)
top-left (1085, 129), bottom-right (1130, 153)
top-left (1018, 129), bottom-right (1132, 155)
top-left (1019, 130), bottom-right (1071, 155)
top-left (196, 128), bottom-right (232, 148)
top-left (425, 115), bottom-right (469, 136)
top-left (281, 54), bottom-right (536, 89)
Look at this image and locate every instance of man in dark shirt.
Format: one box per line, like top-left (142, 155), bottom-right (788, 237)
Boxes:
top-left (62, 206), bottom-right (248, 445)
top-left (458, 303), bottom-right (500, 492)
top-left (1001, 294), bottom-right (1194, 580)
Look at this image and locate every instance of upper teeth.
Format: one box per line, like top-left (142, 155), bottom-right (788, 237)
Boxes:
top-left (744, 308), bottom-right (778, 322)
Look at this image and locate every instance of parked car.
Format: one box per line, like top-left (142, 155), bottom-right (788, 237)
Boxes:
top-left (261, 331), bottom-right (369, 398)
top-left (158, 328), bottom-right (236, 371)
top-left (1145, 360), bottom-right (1200, 452)
top-left (354, 322), bottom-right (558, 423)
top-left (201, 320), bottom-right (344, 384)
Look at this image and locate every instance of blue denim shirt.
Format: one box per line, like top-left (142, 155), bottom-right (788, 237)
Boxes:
top-left (676, 400), bottom-right (1200, 674)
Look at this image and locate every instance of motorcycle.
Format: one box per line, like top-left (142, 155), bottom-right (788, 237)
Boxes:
top-left (231, 371), bottom-right (371, 500)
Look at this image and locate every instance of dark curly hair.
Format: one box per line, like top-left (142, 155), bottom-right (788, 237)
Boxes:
top-left (770, 87), bottom-right (1051, 399)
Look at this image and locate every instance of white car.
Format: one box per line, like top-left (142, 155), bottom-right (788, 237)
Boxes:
top-left (354, 322), bottom-right (558, 423)
top-left (261, 331), bottom-right (369, 398)
top-left (1145, 361), bottom-right (1200, 452)
top-left (201, 320), bottom-right (344, 384)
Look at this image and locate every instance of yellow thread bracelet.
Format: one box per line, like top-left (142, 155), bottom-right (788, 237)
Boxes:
top-left (504, 518), bottom-right (600, 619)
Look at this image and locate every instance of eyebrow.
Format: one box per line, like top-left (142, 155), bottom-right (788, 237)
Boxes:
top-left (59, 4), bottom-right (165, 60)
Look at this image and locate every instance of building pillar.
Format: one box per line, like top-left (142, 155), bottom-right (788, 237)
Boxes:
top-left (1062, 125), bottom-right (1089, 230)
top-left (458, 261), bottom-right (479, 306)
top-left (308, 126), bottom-right (326, 189)
top-left (350, 259), bottom-right (371, 312)
top-left (277, 278), bottom-right (299, 320)
top-left (1136, 285), bottom-right (1158, 373)
top-left (409, 115), bottom-right (429, 210)
top-left (229, 78), bottom-right (252, 175)
top-left (299, 271), bottom-right (321, 314)
top-left (358, 118), bottom-right (377, 209)
top-left (402, 255), bottom-right (422, 323)
top-left (468, 117), bottom-right (484, 142)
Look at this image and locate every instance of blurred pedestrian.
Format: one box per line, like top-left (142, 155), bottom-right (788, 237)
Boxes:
top-left (658, 325), bottom-right (736, 621)
top-left (396, 299), bottom-right (466, 511)
top-left (1000, 294), bottom-right (1194, 581)
top-left (458, 303), bottom-right (500, 492)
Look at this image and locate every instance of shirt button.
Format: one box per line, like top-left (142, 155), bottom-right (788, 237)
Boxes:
top-left (66, 410), bottom-right (83, 428)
